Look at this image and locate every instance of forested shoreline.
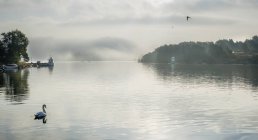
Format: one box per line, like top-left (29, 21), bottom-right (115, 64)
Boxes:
top-left (140, 36), bottom-right (258, 64)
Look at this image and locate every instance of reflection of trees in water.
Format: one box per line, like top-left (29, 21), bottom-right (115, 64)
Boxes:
top-left (0, 70), bottom-right (30, 102)
top-left (0, 73), bottom-right (4, 94)
top-left (143, 63), bottom-right (258, 88)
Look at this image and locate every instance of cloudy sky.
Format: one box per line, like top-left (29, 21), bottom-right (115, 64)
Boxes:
top-left (0, 0), bottom-right (258, 61)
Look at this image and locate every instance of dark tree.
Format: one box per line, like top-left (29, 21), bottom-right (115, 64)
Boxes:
top-left (0, 41), bottom-right (5, 64)
top-left (0, 29), bottom-right (29, 64)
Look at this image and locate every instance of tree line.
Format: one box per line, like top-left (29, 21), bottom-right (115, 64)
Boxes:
top-left (140, 36), bottom-right (258, 64)
top-left (0, 29), bottom-right (29, 64)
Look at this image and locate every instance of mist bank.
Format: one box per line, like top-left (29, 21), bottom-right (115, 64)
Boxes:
top-left (28, 37), bottom-right (140, 61)
top-left (140, 36), bottom-right (258, 64)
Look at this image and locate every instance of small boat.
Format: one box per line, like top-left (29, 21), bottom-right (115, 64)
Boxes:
top-left (2, 64), bottom-right (18, 70)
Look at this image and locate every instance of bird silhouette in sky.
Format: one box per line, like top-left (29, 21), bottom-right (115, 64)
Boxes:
top-left (187, 16), bottom-right (191, 21)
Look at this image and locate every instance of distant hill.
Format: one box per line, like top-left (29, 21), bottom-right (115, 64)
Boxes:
top-left (139, 36), bottom-right (258, 64)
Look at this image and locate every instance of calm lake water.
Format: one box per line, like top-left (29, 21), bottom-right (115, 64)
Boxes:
top-left (1, 62), bottom-right (258, 140)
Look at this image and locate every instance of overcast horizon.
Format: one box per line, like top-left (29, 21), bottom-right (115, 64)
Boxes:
top-left (1, 0), bottom-right (258, 61)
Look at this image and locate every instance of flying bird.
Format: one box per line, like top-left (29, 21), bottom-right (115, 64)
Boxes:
top-left (186, 16), bottom-right (191, 21)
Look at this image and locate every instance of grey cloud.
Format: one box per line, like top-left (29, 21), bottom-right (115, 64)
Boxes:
top-left (60, 15), bottom-right (237, 27)
top-left (0, 0), bottom-right (252, 25)
top-left (197, 0), bottom-right (258, 9)
top-left (0, 0), bottom-right (69, 21)
top-left (187, 16), bottom-right (238, 25)
top-left (192, 0), bottom-right (232, 10)
top-left (163, 0), bottom-right (258, 13)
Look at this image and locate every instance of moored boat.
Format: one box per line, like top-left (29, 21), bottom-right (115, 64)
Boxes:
top-left (2, 64), bottom-right (18, 70)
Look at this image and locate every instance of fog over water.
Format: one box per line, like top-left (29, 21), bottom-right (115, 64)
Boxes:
top-left (28, 37), bottom-right (139, 61)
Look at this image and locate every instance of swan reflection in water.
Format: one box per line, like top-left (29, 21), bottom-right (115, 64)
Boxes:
top-left (34, 104), bottom-right (47, 124)
top-left (42, 117), bottom-right (47, 124)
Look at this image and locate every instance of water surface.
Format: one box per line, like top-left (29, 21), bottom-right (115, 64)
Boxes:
top-left (1, 62), bottom-right (258, 140)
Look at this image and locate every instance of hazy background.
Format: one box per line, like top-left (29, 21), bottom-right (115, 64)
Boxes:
top-left (0, 0), bottom-right (258, 61)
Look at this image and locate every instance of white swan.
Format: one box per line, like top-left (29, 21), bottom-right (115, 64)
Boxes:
top-left (34, 104), bottom-right (47, 119)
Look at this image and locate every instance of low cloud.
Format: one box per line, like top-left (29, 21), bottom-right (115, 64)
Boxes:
top-left (28, 37), bottom-right (139, 61)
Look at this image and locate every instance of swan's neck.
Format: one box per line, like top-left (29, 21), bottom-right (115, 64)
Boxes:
top-left (42, 106), bottom-right (46, 113)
